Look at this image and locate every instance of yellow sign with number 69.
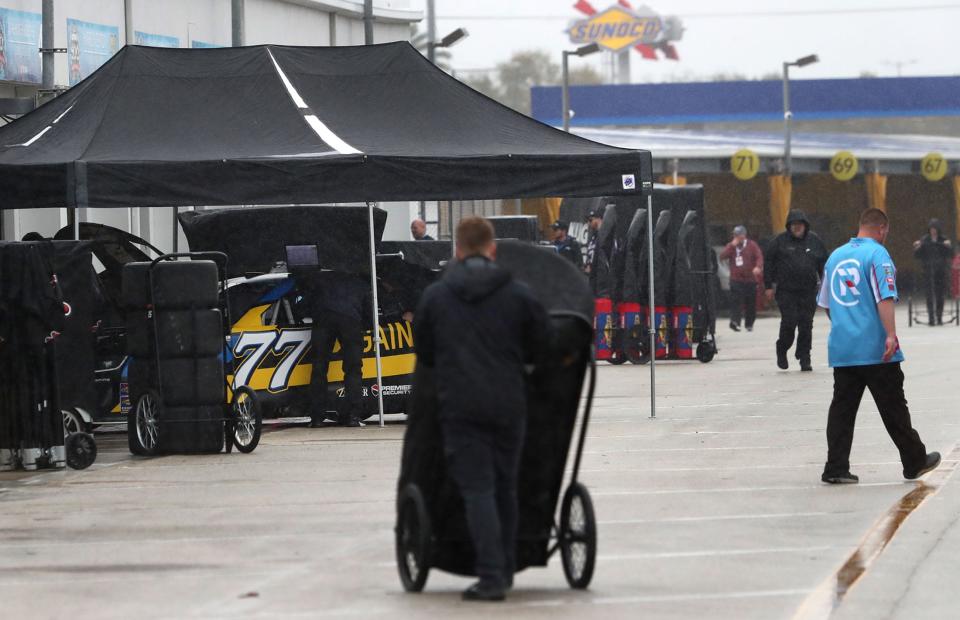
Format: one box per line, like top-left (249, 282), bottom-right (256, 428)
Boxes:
top-left (921, 153), bottom-right (947, 182)
top-left (830, 151), bottom-right (858, 182)
top-left (731, 149), bottom-right (760, 181)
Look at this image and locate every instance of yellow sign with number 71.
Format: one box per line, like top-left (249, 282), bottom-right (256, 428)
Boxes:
top-left (731, 149), bottom-right (760, 181)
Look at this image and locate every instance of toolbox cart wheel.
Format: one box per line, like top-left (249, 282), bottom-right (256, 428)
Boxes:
top-left (65, 432), bottom-right (98, 470)
top-left (560, 482), bottom-right (597, 590)
top-left (396, 483), bottom-right (432, 592)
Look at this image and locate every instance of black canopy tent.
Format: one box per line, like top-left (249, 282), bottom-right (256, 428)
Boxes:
top-left (0, 42), bottom-right (655, 422)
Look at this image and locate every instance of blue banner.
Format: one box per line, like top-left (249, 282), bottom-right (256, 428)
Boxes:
top-left (67, 18), bottom-right (120, 86)
top-left (0, 8), bottom-right (42, 83)
top-left (191, 40), bottom-right (222, 49)
top-left (134, 31), bottom-right (180, 48)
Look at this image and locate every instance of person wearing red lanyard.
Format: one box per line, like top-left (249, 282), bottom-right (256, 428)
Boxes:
top-left (720, 225), bottom-right (764, 332)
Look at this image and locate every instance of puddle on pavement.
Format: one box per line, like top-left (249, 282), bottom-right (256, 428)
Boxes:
top-left (793, 445), bottom-right (959, 620)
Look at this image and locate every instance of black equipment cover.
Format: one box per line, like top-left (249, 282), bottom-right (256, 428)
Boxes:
top-left (622, 208), bottom-right (648, 303)
top-left (487, 216), bottom-right (541, 242)
top-left (178, 206), bottom-right (387, 278)
top-left (50, 241), bottom-right (102, 416)
top-left (590, 204), bottom-right (617, 297)
top-left (0, 43), bottom-right (652, 210)
top-left (559, 196), bottom-right (606, 226)
top-left (379, 241), bottom-right (451, 271)
top-left (398, 241), bottom-right (593, 574)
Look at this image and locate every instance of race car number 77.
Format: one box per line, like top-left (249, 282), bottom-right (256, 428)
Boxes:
top-left (233, 329), bottom-right (312, 391)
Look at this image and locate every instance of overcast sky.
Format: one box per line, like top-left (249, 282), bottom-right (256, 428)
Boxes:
top-left (408, 0), bottom-right (959, 83)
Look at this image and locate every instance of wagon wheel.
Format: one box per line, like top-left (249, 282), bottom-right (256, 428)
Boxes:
top-left (560, 482), bottom-right (597, 589)
top-left (395, 483), bottom-right (432, 592)
top-left (128, 390), bottom-right (161, 456)
top-left (65, 432), bottom-right (97, 470)
top-left (696, 341), bottom-right (716, 363)
top-left (607, 349), bottom-right (628, 365)
top-left (231, 386), bottom-right (262, 454)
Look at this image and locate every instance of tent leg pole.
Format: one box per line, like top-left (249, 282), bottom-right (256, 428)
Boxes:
top-left (171, 206), bottom-right (179, 252)
top-left (367, 201), bottom-right (386, 428)
top-left (68, 209), bottom-right (78, 240)
top-left (646, 193), bottom-right (656, 420)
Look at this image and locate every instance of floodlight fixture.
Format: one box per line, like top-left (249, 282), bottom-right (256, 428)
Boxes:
top-left (435, 27), bottom-right (469, 49)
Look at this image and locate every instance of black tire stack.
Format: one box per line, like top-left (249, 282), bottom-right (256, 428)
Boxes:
top-left (122, 261), bottom-right (225, 454)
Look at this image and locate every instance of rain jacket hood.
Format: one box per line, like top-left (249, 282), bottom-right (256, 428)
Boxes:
top-left (785, 210), bottom-right (810, 237)
top-left (443, 255), bottom-right (512, 303)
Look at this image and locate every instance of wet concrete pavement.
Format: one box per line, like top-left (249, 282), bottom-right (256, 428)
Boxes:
top-left (1, 307), bottom-right (958, 619)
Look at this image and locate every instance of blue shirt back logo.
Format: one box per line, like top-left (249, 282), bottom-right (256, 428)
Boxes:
top-left (818, 238), bottom-right (903, 367)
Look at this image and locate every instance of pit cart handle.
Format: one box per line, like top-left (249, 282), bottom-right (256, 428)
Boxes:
top-left (569, 357), bottom-right (597, 486)
top-left (149, 251), bottom-right (229, 274)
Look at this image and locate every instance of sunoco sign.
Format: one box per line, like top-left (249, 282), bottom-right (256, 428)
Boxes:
top-left (568, 4), bottom-right (683, 55)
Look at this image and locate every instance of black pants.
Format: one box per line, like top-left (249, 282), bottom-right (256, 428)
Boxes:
top-left (824, 363), bottom-right (927, 476)
top-left (441, 415), bottom-right (526, 586)
top-left (309, 312), bottom-right (364, 422)
top-left (729, 280), bottom-right (757, 328)
top-left (923, 269), bottom-right (947, 324)
top-left (775, 289), bottom-right (817, 361)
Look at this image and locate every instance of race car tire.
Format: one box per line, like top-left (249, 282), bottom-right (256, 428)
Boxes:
top-left (156, 405), bottom-right (223, 454)
top-left (65, 432), bottom-right (97, 470)
top-left (126, 309), bottom-right (223, 358)
top-left (157, 358), bottom-right (225, 406)
top-left (231, 386), bottom-right (262, 454)
top-left (396, 483), bottom-right (432, 592)
top-left (560, 482), bottom-right (597, 590)
top-left (129, 390), bottom-right (161, 456)
top-left (122, 261), bottom-right (219, 310)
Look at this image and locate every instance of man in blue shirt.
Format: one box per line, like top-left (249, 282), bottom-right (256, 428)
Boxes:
top-left (817, 209), bottom-right (940, 484)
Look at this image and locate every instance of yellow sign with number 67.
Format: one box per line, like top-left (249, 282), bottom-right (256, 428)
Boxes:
top-left (921, 153), bottom-right (947, 182)
top-left (830, 151), bottom-right (858, 182)
top-left (731, 149), bottom-right (760, 181)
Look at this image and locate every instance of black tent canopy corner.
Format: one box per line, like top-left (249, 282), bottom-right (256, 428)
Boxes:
top-left (0, 42), bottom-right (653, 211)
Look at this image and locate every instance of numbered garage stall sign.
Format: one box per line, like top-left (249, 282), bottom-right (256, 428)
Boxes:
top-left (921, 152), bottom-right (948, 182)
top-left (830, 151), bottom-right (859, 182)
top-left (731, 149), bottom-right (760, 181)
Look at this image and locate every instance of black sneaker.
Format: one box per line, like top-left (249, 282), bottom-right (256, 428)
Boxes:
top-left (745, 325), bottom-right (753, 332)
top-left (776, 345), bottom-right (788, 370)
top-left (729, 321), bottom-right (740, 332)
top-left (800, 357), bottom-right (812, 372)
top-left (341, 418), bottom-right (364, 428)
top-left (822, 472), bottom-right (859, 484)
top-left (904, 452), bottom-right (941, 480)
top-left (462, 579), bottom-right (506, 602)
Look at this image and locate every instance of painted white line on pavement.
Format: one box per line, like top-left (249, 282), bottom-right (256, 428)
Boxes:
top-left (599, 545), bottom-right (841, 560)
top-left (581, 461), bottom-right (902, 473)
top-left (599, 511), bottom-right (834, 525)
top-left (593, 481), bottom-right (903, 497)
top-left (519, 588), bottom-right (812, 607)
top-left (584, 442), bottom-right (887, 454)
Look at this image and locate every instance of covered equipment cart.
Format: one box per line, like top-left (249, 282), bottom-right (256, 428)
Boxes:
top-left (396, 241), bottom-right (599, 591)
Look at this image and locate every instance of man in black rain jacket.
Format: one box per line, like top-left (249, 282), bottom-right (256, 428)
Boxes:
top-left (764, 210), bottom-right (828, 371)
top-left (414, 216), bottom-right (548, 601)
top-left (913, 219), bottom-right (953, 325)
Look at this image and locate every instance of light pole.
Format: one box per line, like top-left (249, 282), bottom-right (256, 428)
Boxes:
top-left (782, 53), bottom-right (818, 176)
top-left (427, 27), bottom-right (469, 63)
top-left (562, 43), bottom-right (601, 132)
